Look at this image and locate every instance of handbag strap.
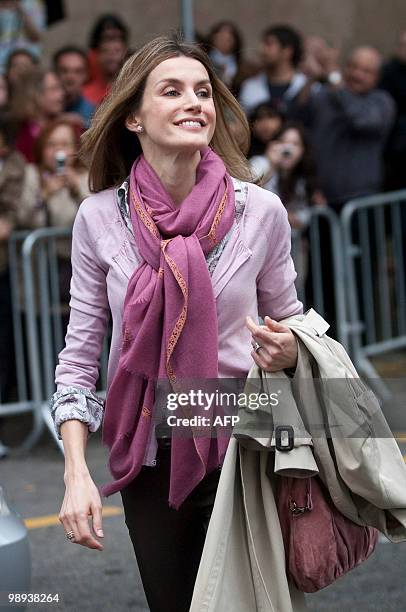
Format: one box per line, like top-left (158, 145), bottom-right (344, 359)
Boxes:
top-left (288, 478), bottom-right (313, 515)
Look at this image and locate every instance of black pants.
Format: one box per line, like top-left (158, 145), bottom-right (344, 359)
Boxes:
top-left (120, 445), bottom-right (221, 612)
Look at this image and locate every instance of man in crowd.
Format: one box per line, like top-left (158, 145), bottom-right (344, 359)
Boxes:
top-left (239, 25), bottom-right (311, 117)
top-left (298, 46), bottom-right (395, 337)
top-left (301, 45), bottom-right (395, 210)
top-left (53, 46), bottom-right (95, 128)
top-left (380, 31), bottom-right (406, 190)
top-left (82, 37), bottom-right (127, 106)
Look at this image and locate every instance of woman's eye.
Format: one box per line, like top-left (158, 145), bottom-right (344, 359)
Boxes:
top-left (163, 89), bottom-right (211, 97)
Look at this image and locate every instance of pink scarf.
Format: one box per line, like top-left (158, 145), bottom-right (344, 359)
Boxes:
top-left (100, 146), bottom-right (235, 509)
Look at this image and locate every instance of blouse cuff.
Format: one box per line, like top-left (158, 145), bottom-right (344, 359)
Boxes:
top-left (49, 386), bottom-right (105, 440)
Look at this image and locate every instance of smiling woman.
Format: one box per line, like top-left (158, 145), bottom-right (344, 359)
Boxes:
top-left (80, 34), bottom-right (252, 191)
top-left (52, 32), bottom-right (304, 612)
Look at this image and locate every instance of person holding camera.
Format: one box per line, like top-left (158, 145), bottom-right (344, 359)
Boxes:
top-left (250, 121), bottom-right (325, 297)
top-left (251, 121), bottom-right (325, 224)
top-left (298, 45), bottom-right (395, 210)
top-left (17, 118), bottom-right (89, 304)
top-left (18, 118), bottom-right (88, 228)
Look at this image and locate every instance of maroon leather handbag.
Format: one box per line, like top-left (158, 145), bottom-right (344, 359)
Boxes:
top-left (276, 474), bottom-right (379, 593)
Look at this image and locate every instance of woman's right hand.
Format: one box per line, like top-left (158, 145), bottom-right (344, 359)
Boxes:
top-left (59, 471), bottom-right (105, 551)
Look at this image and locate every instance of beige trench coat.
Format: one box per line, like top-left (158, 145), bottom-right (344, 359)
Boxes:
top-left (190, 309), bottom-right (406, 612)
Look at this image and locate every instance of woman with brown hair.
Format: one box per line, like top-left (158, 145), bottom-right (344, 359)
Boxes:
top-left (10, 66), bottom-right (85, 161)
top-left (18, 118), bottom-right (89, 303)
top-left (250, 121), bottom-right (326, 299)
top-left (10, 68), bottom-right (65, 162)
top-left (18, 118), bottom-right (89, 231)
top-left (50, 34), bottom-right (304, 611)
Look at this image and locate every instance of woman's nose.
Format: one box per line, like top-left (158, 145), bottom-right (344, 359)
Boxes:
top-left (183, 91), bottom-right (202, 111)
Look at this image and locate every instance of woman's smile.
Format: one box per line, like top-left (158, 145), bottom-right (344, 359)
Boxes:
top-left (176, 120), bottom-right (205, 130)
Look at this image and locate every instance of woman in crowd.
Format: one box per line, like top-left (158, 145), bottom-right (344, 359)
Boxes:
top-left (205, 20), bottom-right (257, 97)
top-left (250, 121), bottom-right (325, 297)
top-left (18, 118), bottom-right (89, 303)
top-left (10, 67), bottom-right (65, 162)
top-left (50, 35), bottom-right (304, 612)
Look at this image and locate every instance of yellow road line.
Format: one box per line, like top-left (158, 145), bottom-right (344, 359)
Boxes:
top-left (21, 452), bottom-right (406, 527)
top-left (24, 506), bottom-right (123, 530)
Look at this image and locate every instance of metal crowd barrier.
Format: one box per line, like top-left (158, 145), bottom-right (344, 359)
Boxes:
top-left (341, 189), bottom-right (406, 399)
top-left (21, 227), bottom-right (73, 454)
top-left (290, 206), bottom-right (347, 347)
top-left (4, 227), bottom-right (110, 455)
top-left (0, 231), bottom-right (35, 452)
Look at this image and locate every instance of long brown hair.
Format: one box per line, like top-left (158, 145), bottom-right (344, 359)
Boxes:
top-left (80, 33), bottom-right (252, 192)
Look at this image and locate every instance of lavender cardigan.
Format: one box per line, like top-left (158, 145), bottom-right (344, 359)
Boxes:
top-left (50, 177), bottom-right (303, 465)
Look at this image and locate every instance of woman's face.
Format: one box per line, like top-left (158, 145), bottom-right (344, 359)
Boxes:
top-left (42, 124), bottom-right (77, 172)
top-left (128, 56), bottom-right (216, 159)
top-left (276, 128), bottom-right (304, 171)
top-left (212, 26), bottom-right (236, 55)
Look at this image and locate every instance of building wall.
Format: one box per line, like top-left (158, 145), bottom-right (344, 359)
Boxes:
top-left (43, 0), bottom-right (406, 63)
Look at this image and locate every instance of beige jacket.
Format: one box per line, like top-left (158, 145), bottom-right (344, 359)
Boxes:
top-left (17, 164), bottom-right (90, 259)
top-left (190, 309), bottom-right (406, 612)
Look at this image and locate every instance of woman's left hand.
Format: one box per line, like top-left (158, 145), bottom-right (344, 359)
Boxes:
top-left (246, 315), bottom-right (298, 372)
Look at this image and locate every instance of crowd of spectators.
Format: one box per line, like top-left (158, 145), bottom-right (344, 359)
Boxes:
top-left (0, 11), bottom-right (131, 420)
top-left (0, 8), bottom-right (406, 445)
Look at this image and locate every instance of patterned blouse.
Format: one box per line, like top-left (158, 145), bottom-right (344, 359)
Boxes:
top-left (50, 177), bottom-right (248, 441)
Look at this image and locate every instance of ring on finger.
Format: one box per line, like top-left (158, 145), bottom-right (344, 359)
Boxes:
top-left (252, 341), bottom-right (262, 353)
top-left (66, 530), bottom-right (75, 542)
